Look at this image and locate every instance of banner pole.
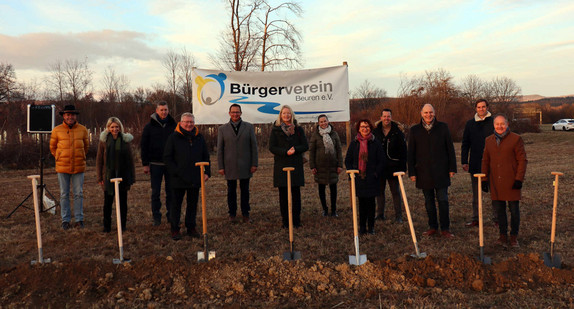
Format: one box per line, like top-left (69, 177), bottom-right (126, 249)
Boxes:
top-left (343, 61), bottom-right (351, 147)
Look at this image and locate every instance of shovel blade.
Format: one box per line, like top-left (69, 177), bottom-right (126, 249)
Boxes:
top-left (283, 251), bottom-right (301, 261)
top-left (197, 251), bottom-right (216, 263)
top-left (411, 252), bottom-right (427, 259)
top-left (31, 258), bottom-right (52, 265)
top-left (476, 255), bottom-right (492, 265)
top-left (543, 252), bottom-right (562, 269)
top-left (349, 254), bottom-right (367, 265)
top-left (113, 258), bottom-right (131, 264)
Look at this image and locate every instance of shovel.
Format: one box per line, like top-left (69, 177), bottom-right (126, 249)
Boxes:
top-left (111, 178), bottom-right (130, 264)
top-left (282, 167), bottom-right (301, 261)
top-left (544, 171), bottom-right (563, 268)
top-left (347, 170), bottom-right (367, 266)
top-left (474, 174), bottom-right (491, 264)
top-left (394, 172), bottom-right (427, 259)
top-left (28, 175), bottom-right (52, 265)
top-left (196, 162), bottom-right (215, 262)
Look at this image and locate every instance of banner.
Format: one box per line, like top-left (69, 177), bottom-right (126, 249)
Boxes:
top-left (192, 65), bottom-right (349, 124)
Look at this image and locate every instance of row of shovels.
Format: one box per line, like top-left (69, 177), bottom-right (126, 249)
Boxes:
top-left (26, 168), bottom-right (564, 268)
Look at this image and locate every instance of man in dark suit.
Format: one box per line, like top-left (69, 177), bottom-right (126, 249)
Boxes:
top-left (217, 104), bottom-right (259, 223)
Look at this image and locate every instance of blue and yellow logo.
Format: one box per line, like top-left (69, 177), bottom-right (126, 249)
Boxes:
top-left (195, 73), bottom-right (227, 105)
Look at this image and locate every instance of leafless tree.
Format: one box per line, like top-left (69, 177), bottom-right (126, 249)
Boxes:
top-left (352, 79), bottom-right (387, 99)
top-left (101, 66), bottom-right (129, 104)
top-left (179, 47), bottom-right (197, 110)
top-left (0, 62), bottom-right (16, 101)
top-left (257, 1), bottom-right (303, 71)
top-left (13, 78), bottom-right (42, 101)
top-left (163, 50), bottom-right (181, 115)
top-left (459, 74), bottom-right (486, 107)
top-left (46, 58), bottom-right (93, 103)
top-left (488, 76), bottom-right (521, 116)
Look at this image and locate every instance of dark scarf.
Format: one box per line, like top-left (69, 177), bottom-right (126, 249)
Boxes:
top-left (105, 133), bottom-right (123, 194)
top-left (281, 122), bottom-right (295, 136)
top-left (180, 126), bottom-right (197, 143)
top-left (494, 127), bottom-right (510, 145)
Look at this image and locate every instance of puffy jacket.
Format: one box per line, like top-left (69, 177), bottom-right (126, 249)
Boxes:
top-left (50, 122), bottom-right (89, 174)
top-left (141, 113), bottom-right (176, 166)
top-left (309, 125), bottom-right (343, 185)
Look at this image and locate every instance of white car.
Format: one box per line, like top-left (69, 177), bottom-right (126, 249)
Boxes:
top-left (552, 119), bottom-right (574, 131)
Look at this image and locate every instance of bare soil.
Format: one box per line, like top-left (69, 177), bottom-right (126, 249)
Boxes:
top-left (1, 125), bottom-right (574, 308)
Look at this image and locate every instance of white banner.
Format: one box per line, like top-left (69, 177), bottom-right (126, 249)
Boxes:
top-left (192, 65), bottom-right (350, 124)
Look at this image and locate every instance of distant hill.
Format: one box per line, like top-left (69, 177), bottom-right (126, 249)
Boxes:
top-left (519, 94), bottom-right (574, 103)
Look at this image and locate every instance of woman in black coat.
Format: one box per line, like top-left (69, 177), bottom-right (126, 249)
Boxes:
top-left (96, 117), bottom-right (136, 233)
top-left (345, 119), bottom-right (385, 235)
top-left (269, 105), bottom-right (309, 228)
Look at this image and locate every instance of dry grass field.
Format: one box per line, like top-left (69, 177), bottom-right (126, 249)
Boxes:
top-left (1, 124), bottom-right (573, 308)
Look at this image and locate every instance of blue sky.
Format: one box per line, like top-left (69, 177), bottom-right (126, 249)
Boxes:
top-left (1, 0), bottom-right (573, 97)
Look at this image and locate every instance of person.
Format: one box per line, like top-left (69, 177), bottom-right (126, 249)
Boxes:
top-left (461, 99), bottom-right (495, 227)
top-left (345, 119), bottom-right (385, 235)
top-left (372, 108), bottom-right (407, 223)
top-left (309, 114), bottom-right (343, 217)
top-left (96, 117), bottom-right (136, 233)
top-left (481, 114), bottom-right (527, 248)
top-left (217, 103), bottom-right (258, 223)
top-left (163, 113), bottom-right (210, 240)
top-left (141, 101), bottom-right (177, 226)
top-left (50, 105), bottom-right (89, 230)
top-left (408, 104), bottom-right (457, 239)
top-left (269, 105), bottom-right (309, 228)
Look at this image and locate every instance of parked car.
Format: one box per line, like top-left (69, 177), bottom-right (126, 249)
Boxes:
top-left (552, 119), bottom-right (574, 131)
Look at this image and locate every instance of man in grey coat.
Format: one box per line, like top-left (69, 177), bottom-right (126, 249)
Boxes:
top-left (217, 104), bottom-right (259, 222)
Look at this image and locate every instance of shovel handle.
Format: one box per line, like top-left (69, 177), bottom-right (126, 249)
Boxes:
top-left (393, 172), bottom-right (419, 247)
top-left (111, 178), bottom-right (124, 249)
top-left (346, 170), bottom-right (359, 238)
top-left (550, 172), bottom-right (563, 243)
top-left (474, 174), bottom-right (486, 247)
top-left (195, 162), bottom-right (210, 235)
top-left (283, 167), bottom-right (295, 242)
top-left (28, 175), bottom-right (43, 261)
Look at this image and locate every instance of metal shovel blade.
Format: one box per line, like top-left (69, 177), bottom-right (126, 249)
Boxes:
top-left (283, 251), bottom-right (301, 261)
top-left (113, 258), bottom-right (131, 264)
top-left (31, 258), bottom-right (52, 265)
top-left (197, 251), bottom-right (216, 263)
top-left (349, 254), bottom-right (367, 265)
top-left (476, 255), bottom-right (492, 265)
top-left (543, 252), bottom-right (562, 269)
top-left (411, 252), bottom-right (428, 259)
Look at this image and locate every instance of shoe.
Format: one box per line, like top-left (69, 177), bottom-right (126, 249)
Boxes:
top-left (375, 215), bottom-right (386, 221)
top-left (322, 210), bottom-right (329, 217)
top-left (103, 227), bottom-right (111, 233)
top-left (422, 229), bottom-right (437, 236)
top-left (368, 230), bottom-right (375, 235)
top-left (394, 217), bottom-right (403, 224)
top-left (509, 235), bottom-right (519, 248)
top-left (74, 221), bottom-right (84, 229)
top-left (229, 215), bottom-right (237, 222)
top-left (331, 211), bottom-right (338, 217)
top-left (465, 221), bottom-right (479, 227)
top-left (171, 230), bottom-right (182, 241)
top-left (242, 216), bottom-right (251, 223)
top-left (153, 218), bottom-right (161, 226)
top-left (441, 231), bottom-right (455, 239)
top-left (62, 222), bottom-right (71, 230)
top-left (187, 228), bottom-right (201, 238)
top-left (497, 234), bottom-right (508, 247)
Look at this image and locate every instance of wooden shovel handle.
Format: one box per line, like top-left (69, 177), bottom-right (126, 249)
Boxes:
top-left (28, 175), bottom-right (43, 257)
top-left (110, 178), bottom-right (124, 248)
top-left (195, 162), bottom-right (210, 235)
top-left (474, 174), bottom-right (486, 247)
top-left (394, 172), bottom-right (419, 247)
top-left (346, 170), bottom-right (359, 238)
top-left (283, 167), bottom-right (294, 242)
top-left (550, 172), bottom-right (563, 243)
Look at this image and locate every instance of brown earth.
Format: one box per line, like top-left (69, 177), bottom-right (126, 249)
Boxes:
top-left (1, 126), bottom-right (574, 308)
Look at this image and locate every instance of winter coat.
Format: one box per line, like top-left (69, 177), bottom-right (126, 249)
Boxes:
top-left (141, 113), bottom-right (176, 166)
top-left (461, 114), bottom-right (494, 174)
top-left (49, 121), bottom-right (89, 174)
top-left (217, 119), bottom-right (258, 180)
top-left (309, 125), bottom-right (343, 185)
top-left (269, 122), bottom-right (309, 187)
top-left (96, 131), bottom-right (136, 192)
top-left (163, 125), bottom-right (211, 189)
top-left (407, 120), bottom-right (457, 190)
top-left (481, 132), bottom-right (527, 201)
top-left (373, 121), bottom-right (407, 178)
top-left (345, 135), bottom-right (385, 198)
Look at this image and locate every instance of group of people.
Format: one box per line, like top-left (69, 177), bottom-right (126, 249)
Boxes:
top-left (49, 99), bottom-right (527, 247)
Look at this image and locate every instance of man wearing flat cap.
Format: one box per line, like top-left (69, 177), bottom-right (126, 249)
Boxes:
top-left (50, 105), bottom-right (90, 230)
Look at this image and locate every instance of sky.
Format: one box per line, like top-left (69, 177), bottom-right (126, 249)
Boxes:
top-left (1, 0), bottom-right (573, 98)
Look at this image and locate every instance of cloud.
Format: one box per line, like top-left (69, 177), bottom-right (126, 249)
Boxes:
top-left (0, 30), bottom-right (162, 71)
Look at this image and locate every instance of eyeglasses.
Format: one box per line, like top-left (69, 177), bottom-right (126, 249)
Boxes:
top-left (359, 126), bottom-right (370, 129)
top-left (230, 111), bottom-right (242, 114)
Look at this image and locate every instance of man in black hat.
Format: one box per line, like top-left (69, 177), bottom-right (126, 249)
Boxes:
top-left (50, 105), bottom-right (90, 230)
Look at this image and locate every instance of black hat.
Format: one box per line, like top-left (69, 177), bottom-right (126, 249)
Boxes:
top-left (59, 105), bottom-right (80, 115)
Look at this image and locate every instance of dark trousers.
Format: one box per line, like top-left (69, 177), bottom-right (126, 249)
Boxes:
top-left (227, 178), bottom-right (251, 217)
top-left (279, 186), bottom-right (301, 227)
top-left (318, 183), bottom-right (337, 213)
top-left (376, 177), bottom-right (402, 219)
top-left (150, 164), bottom-right (172, 222)
top-left (171, 187), bottom-right (199, 232)
top-left (470, 174), bottom-right (497, 222)
top-left (103, 189), bottom-right (128, 231)
top-left (422, 187), bottom-right (450, 231)
top-left (358, 197), bottom-right (376, 233)
top-left (493, 200), bottom-right (520, 236)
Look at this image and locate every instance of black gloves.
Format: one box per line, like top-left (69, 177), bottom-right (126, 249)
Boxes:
top-left (481, 181), bottom-right (489, 193)
top-left (512, 180), bottom-right (523, 190)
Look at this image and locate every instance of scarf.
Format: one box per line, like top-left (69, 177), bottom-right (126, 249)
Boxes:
top-left (105, 133), bottom-right (123, 194)
top-left (494, 127), bottom-right (510, 146)
top-left (231, 119), bottom-right (242, 135)
top-left (281, 122), bottom-right (295, 136)
top-left (356, 132), bottom-right (372, 177)
top-left (422, 118), bottom-right (435, 131)
top-left (318, 125), bottom-right (335, 156)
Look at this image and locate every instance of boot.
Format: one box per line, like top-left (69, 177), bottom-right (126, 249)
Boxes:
top-left (497, 234), bottom-right (508, 247)
top-left (509, 235), bottom-right (519, 248)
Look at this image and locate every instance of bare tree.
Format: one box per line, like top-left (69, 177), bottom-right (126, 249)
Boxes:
top-left (0, 62), bottom-right (16, 101)
top-left (163, 50), bottom-right (180, 115)
top-left (102, 66), bottom-right (129, 104)
top-left (46, 61), bottom-right (66, 102)
top-left (352, 79), bottom-right (387, 99)
top-left (47, 58), bottom-right (93, 103)
top-left (488, 76), bottom-right (521, 116)
top-left (179, 47), bottom-right (197, 110)
top-left (459, 74), bottom-right (485, 107)
top-left (257, 1), bottom-right (303, 71)
top-left (13, 78), bottom-right (42, 101)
